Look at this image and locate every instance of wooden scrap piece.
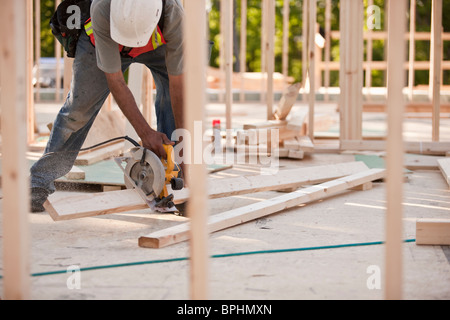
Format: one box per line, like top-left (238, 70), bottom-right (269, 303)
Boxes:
top-left (437, 158), bottom-right (450, 187)
top-left (416, 219), bottom-right (450, 245)
top-left (297, 136), bottom-right (315, 153)
top-left (45, 161), bottom-right (370, 221)
top-left (64, 166), bottom-right (85, 180)
top-left (273, 82), bottom-right (302, 120)
top-left (139, 168), bottom-right (386, 248)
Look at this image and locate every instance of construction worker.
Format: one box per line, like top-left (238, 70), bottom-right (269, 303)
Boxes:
top-left (30, 0), bottom-right (185, 212)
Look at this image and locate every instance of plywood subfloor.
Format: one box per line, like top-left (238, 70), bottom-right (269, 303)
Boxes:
top-left (1, 153), bottom-right (449, 300)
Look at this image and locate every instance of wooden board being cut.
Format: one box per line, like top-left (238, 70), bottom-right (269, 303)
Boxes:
top-left (45, 161), bottom-right (370, 221)
top-left (139, 168), bottom-right (386, 248)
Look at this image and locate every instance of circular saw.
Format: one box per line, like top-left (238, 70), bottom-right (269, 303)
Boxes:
top-left (115, 145), bottom-right (184, 214)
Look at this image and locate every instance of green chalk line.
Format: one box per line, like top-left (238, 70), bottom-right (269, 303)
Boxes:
top-left (0, 239), bottom-right (416, 279)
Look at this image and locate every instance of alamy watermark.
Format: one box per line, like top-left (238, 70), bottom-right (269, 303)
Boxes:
top-left (66, 265), bottom-right (81, 290)
top-left (66, 5), bottom-right (82, 30)
top-left (366, 265), bottom-right (381, 290)
top-left (171, 121), bottom-right (281, 175)
top-left (367, 5), bottom-right (382, 30)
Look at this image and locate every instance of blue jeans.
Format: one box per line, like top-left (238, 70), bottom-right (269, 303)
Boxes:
top-left (30, 31), bottom-right (176, 195)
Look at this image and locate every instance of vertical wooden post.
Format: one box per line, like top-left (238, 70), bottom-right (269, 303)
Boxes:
top-left (308, 0), bottom-right (316, 139)
top-left (34, 0), bottom-right (41, 102)
top-left (223, 0), bottom-right (233, 131)
top-left (302, 0), bottom-right (308, 102)
top-left (366, 0), bottom-right (374, 101)
top-left (219, 0), bottom-right (225, 103)
top-left (266, 0), bottom-right (275, 120)
top-left (260, 0), bottom-right (268, 104)
top-left (27, 0), bottom-right (35, 144)
top-left (324, 0), bottom-right (331, 102)
top-left (0, 0), bottom-right (31, 300)
top-left (385, 0), bottom-right (407, 301)
top-left (430, 0), bottom-right (442, 142)
top-left (184, 0), bottom-right (209, 300)
top-left (282, 0), bottom-right (290, 92)
top-left (339, 0), bottom-right (363, 141)
top-left (55, 0), bottom-right (62, 102)
top-left (239, 0), bottom-right (247, 102)
top-left (408, 0), bottom-right (416, 101)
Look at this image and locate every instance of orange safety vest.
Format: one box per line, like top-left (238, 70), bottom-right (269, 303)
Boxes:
top-left (84, 18), bottom-right (166, 58)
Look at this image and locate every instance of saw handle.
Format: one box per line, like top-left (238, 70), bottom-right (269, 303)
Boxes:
top-left (162, 144), bottom-right (175, 173)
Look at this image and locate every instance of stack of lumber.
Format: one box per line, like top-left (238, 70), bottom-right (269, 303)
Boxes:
top-left (44, 160), bottom-right (387, 248)
top-left (237, 83), bottom-right (314, 160)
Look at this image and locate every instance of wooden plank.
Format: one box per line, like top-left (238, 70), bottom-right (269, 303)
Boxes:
top-left (45, 161), bottom-right (370, 221)
top-left (44, 189), bottom-right (146, 221)
top-left (243, 120), bottom-right (287, 130)
top-left (437, 158), bottom-right (450, 187)
top-left (308, 0), bottom-right (317, 139)
top-left (341, 140), bottom-right (450, 156)
top-left (297, 136), bottom-right (315, 153)
top-left (363, 102), bottom-right (450, 113)
top-left (385, 0), bottom-right (407, 301)
top-left (287, 149), bottom-right (304, 159)
top-left (404, 154), bottom-right (442, 170)
top-left (266, 0), bottom-right (275, 120)
top-left (65, 166), bottom-right (85, 180)
top-left (0, 0), bottom-right (30, 299)
top-left (34, 0), bottom-right (41, 102)
top-left (26, 0), bottom-right (35, 144)
top-left (286, 108), bottom-right (308, 131)
top-left (184, 0), bottom-right (209, 300)
top-left (431, 0), bottom-right (442, 142)
top-left (274, 82), bottom-right (302, 120)
top-left (282, 0), bottom-right (290, 91)
top-left (239, 0), bottom-right (247, 102)
top-left (339, 0), bottom-right (364, 141)
top-left (139, 168), bottom-right (386, 248)
top-left (408, 0), bottom-right (416, 101)
top-left (283, 138), bottom-right (300, 150)
top-left (416, 219), bottom-right (450, 245)
top-left (223, 0), bottom-right (233, 131)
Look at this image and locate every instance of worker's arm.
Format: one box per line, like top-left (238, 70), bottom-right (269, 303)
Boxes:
top-left (168, 73), bottom-right (184, 130)
top-left (105, 71), bottom-right (173, 159)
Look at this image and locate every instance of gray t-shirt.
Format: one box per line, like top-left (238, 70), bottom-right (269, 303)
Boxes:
top-left (90, 0), bottom-right (184, 75)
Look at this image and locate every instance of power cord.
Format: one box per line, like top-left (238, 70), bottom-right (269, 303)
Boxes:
top-left (79, 135), bottom-right (140, 152)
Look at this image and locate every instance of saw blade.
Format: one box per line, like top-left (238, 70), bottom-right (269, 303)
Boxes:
top-left (123, 147), bottom-right (165, 201)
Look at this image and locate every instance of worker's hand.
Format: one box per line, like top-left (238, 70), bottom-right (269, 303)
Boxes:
top-left (141, 130), bottom-right (174, 159)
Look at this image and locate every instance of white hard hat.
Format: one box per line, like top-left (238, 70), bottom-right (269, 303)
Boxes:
top-left (110, 0), bottom-right (163, 48)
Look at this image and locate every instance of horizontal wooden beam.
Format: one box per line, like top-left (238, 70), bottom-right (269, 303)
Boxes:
top-left (330, 30), bottom-right (450, 41)
top-left (321, 60), bottom-right (450, 71)
top-left (363, 102), bottom-right (450, 114)
top-left (139, 168), bottom-right (386, 248)
top-left (341, 140), bottom-right (450, 156)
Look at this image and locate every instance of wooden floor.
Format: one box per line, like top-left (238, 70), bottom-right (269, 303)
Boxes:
top-left (0, 100), bottom-right (449, 300)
